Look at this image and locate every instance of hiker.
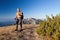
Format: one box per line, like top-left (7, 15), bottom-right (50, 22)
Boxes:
top-left (15, 8), bottom-right (24, 31)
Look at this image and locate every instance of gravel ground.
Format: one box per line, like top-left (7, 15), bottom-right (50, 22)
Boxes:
top-left (0, 24), bottom-right (43, 40)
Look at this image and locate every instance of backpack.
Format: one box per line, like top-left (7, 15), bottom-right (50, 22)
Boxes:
top-left (21, 12), bottom-right (24, 19)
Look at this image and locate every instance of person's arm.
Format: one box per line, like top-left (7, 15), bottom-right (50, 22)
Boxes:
top-left (19, 12), bottom-right (22, 16)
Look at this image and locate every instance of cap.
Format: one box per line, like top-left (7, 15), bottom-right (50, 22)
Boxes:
top-left (17, 8), bottom-right (20, 12)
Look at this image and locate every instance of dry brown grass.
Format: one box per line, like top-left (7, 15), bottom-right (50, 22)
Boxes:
top-left (0, 24), bottom-right (40, 40)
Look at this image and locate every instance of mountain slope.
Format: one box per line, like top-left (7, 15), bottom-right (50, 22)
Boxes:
top-left (0, 24), bottom-right (42, 40)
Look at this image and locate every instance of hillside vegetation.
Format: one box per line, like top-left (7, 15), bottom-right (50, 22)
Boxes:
top-left (37, 14), bottom-right (60, 40)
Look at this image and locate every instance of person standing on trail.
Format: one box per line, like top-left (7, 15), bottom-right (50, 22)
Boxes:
top-left (15, 8), bottom-right (24, 31)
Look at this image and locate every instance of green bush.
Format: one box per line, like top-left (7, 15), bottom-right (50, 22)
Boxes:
top-left (37, 14), bottom-right (60, 40)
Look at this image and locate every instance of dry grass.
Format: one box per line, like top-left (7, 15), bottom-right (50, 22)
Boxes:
top-left (0, 24), bottom-right (40, 40)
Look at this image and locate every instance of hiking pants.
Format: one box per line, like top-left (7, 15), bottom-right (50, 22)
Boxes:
top-left (16, 19), bottom-right (22, 30)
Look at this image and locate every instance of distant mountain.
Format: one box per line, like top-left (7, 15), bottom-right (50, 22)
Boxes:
top-left (23, 18), bottom-right (43, 24)
top-left (0, 18), bottom-right (42, 27)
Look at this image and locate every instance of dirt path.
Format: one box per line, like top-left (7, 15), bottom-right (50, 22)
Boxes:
top-left (0, 24), bottom-right (42, 40)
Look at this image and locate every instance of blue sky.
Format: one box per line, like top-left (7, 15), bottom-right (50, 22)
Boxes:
top-left (0, 0), bottom-right (60, 20)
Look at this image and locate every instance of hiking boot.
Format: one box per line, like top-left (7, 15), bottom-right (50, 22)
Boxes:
top-left (20, 29), bottom-right (23, 32)
top-left (15, 29), bottom-right (18, 31)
